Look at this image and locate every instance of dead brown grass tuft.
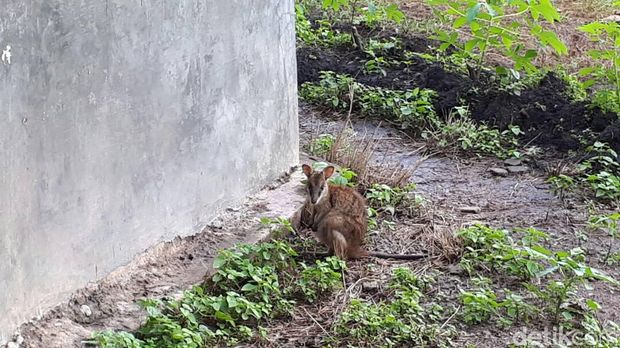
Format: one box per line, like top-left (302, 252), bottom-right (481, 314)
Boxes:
top-left (308, 86), bottom-right (417, 191)
top-left (418, 224), bottom-right (463, 263)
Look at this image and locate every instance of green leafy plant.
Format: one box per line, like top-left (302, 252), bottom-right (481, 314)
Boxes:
top-left (427, 0), bottom-right (567, 78)
top-left (300, 72), bottom-right (356, 110)
top-left (308, 133), bottom-right (336, 156)
top-left (460, 286), bottom-right (501, 325)
top-left (580, 314), bottom-right (620, 347)
top-left (259, 216), bottom-right (296, 238)
top-left (501, 290), bottom-right (539, 326)
top-left (294, 257), bottom-right (345, 302)
top-left (367, 206), bottom-right (379, 231)
top-left (363, 38), bottom-right (402, 76)
top-left (607, 252), bottom-right (620, 266)
top-left (588, 212), bottom-right (620, 262)
top-left (300, 72), bottom-right (439, 131)
top-left (90, 240), bottom-right (346, 347)
top-left (366, 183), bottom-right (424, 218)
top-left (458, 225), bottom-right (546, 280)
top-left (458, 225), bottom-right (617, 327)
top-left (429, 106), bottom-right (522, 158)
top-left (86, 331), bottom-right (144, 348)
top-left (330, 268), bottom-right (456, 347)
top-left (321, 0), bottom-right (406, 27)
top-left (547, 174), bottom-right (576, 201)
top-left (329, 167), bottom-right (358, 187)
top-left (358, 85), bottom-right (439, 130)
top-left (586, 171), bottom-right (620, 201)
top-left (524, 247), bottom-right (618, 324)
top-left (578, 18), bottom-right (620, 115)
top-left (295, 4), bottom-right (352, 47)
top-left (364, 56), bottom-right (392, 76)
top-left (362, 2), bottom-right (406, 26)
top-left (579, 142), bottom-right (620, 202)
top-left (494, 67), bottom-right (547, 96)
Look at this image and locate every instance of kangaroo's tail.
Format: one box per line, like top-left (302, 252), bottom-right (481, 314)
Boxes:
top-left (366, 251), bottom-right (428, 260)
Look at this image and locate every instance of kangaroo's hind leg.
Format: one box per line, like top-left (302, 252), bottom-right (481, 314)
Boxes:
top-left (317, 213), bottom-right (351, 260)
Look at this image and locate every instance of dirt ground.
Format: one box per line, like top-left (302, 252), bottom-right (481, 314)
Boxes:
top-left (257, 103), bottom-right (620, 347)
top-left (297, 36), bottom-right (620, 154)
top-left (6, 103), bottom-right (618, 348)
top-left (7, 170), bottom-right (306, 348)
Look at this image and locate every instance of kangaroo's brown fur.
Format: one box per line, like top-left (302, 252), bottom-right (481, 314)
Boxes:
top-left (293, 164), bottom-right (426, 261)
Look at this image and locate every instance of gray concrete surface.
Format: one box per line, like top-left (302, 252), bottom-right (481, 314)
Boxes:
top-left (0, 0), bottom-right (298, 341)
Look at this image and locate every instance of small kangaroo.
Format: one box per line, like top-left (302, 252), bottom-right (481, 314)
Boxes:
top-left (293, 164), bottom-right (427, 261)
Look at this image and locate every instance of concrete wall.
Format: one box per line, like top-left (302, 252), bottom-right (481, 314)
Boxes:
top-left (0, 0), bottom-right (298, 340)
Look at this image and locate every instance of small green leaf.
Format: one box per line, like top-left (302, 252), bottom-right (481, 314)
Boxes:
top-left (466, 3), bottom-right (483, 23)
top-left (465, 38), bottom-right (480, 52)
top-left (579, 66), bottom-right (596, 76)
top-left (538, 30), bottom-right (567, 55)
top-left (213, 255), bottom-right (227, 269)
top-left (482, 2), bottom-right (497, 17)
top-left (454, 16), bottom-right (468, 29)
top-left (215, 310), bottom-right (234, 323)
top-left (241, 283), bottom-right (257, 292)
top-left (585, 299), bottom-right (600, 311)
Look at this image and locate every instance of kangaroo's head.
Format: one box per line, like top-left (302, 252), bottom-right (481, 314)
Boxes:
top-left (302, 164), bottom-right (334, 205)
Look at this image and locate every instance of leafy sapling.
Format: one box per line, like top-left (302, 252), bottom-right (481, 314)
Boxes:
top-left (579, 17), bottom-right (620, 115)
top-left (427, 0), bottom-right (567, 79)
top-left (588, 213), bottom-right (620, 263)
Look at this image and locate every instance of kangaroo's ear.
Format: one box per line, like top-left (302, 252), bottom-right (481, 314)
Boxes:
top-left (323, 166), bottom-right (335, 179)
top-left (302, 164), bottom-right (313, 178)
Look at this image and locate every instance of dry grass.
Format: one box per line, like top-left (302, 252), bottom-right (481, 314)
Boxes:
top-left (324, 123), bottom-right (418, 190)
top-left (307, 87), bottom-right (418, 191)
top-left (418, 224), bottom-right (463, 263)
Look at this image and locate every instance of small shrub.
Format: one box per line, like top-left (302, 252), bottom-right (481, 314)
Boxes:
top-left (90, 240), bottom-right (346, 347)
top-left (259, 216), bottom-right (295, 238)
top-left (494, 67), bottom-right (547, 96)
top-left (308, 133), bottom-right (336, 156)
top-left (300, 72), bottom-right (439, 131)
top-left (300, 71), bottom-right (355, 110)
top-left (86, 331), bottom-right (144, 348)
top-left (294, 257), bottom-right (345, 302)
top-left (578, 19), bottom-right (620, 116)
top-left (588, 212), bottom-right (620, 262)
top-left (331, 268), bottom-right (456, 347)
top-left (579, 142), bottom-right (620, 202)
top-left (547, 174), bottom-right (576, 201)
top-left (427, 0), bottom-right (566, 78)
top-left (458, 225), bottom-right (546, 280)
top-left (366, 183), bottom-right (424, 218)
top-left (460, 287), bottom-right (501, 325)
top-left (428, 106), bottom-right (522, 158)
top-left (295, 5), bottom-right (352, 47)
top-left (580, 314), bottom-right (620, 347)
top-left (524, 247), bottom-right (618, 324)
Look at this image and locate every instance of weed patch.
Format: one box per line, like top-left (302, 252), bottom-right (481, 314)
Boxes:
top-left (329, 268), bottom-right (457, 348)
top-left (87, 240), bottom-right (345, 347)
top-left (548, 141), bottom-right (620, 204)
top-left (458, 224), bottom-right (618, 327)
top-left (300, 71), bottom-right (439, 131)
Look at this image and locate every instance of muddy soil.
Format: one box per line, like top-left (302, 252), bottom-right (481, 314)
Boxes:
top-left (297, 34), bottom-right (620, 154)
